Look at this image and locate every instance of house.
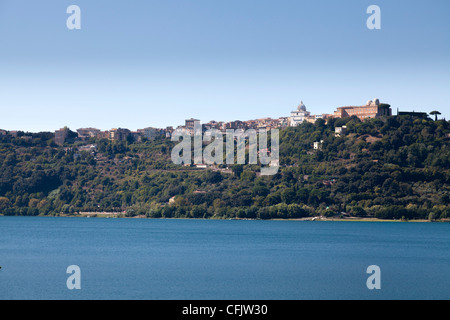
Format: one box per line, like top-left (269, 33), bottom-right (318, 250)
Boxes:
top-left (165, 126), bottom-right (174, 138)
top-left (313, 140), bottom-right (324, 150)
top-left (78, 144), bottom-right (97, 153)
top-left (335, 126), bottom-right (347, 137)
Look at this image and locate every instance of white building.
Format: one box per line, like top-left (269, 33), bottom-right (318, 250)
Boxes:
top-left (335, 126), bottom-right (347, 137)
top-left (289, 101), bottom-right (311, 127)
top-left (313, 140), bottom-right (324, 150)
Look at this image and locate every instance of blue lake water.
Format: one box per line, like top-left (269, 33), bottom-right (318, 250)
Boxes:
top-left (0, 216), bottom-right (449, 300)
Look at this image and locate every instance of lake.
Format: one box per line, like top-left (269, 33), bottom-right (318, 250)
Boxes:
top-left (1, 216), bottom-right (449, 300)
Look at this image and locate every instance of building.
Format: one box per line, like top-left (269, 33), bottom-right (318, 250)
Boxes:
top-left (225, 120), bottom-right (247, 130)
top-left (288, 101), bottom-right (333, 126)
top-left (277, 117), bottom-right (289, 128)
top-left (138, 127), bottom-right (162, 140)
top-left (130, 131), bottom-right (142, 142)
top-left (244, 119), bottom-right (258, 130)
top-left (202, 121), bottom-right (222, 131)
top-left (109, 128), bottom-right (131, 141)
top-left (185, 118), bottom-right (200, 130)
top-left (165, 126), bottom-right (174, 138)
top-left (258, 117), bottom-right (281, 129)
top-left (313, 140), bottom-right (323, 150)
top-left (183, 118), bottom-right (201, 135)
top-left (304, 116), bottom-right (317, 124)
top-left (20, 135), bottom-right (32, 141)
top-left (289, 101), bottom-right (311, 127)
top-left (335, 126), bottom-right (348, 137)
top-left (77, 128), bottom-right (101, 140)
top-left (314, 113), bottom-right (333, 122)
top-left (97, 131), bottom-right (110, 140)
top-left (78, 144), bottom-right (97, 153)
top-left (55, 128), bottom-right (69, 145)
top-left (397, 111), bottom-right (428, 119)
top-left (334, 99), bottom-right (392, 120)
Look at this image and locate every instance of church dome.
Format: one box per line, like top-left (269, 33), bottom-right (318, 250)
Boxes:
top-left (366, 100), bottom-right (373, 106)
top-left (297, 101), bottom-right (307, 111)
top-left (373, 98), bottom-right (380, 106)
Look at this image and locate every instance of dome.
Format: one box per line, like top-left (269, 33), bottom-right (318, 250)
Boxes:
top-left (373, 98), bottom-right (380, 106)
top-left (297, 101), bottom-right (306, 112)
top-left (366, 100), bottom-right (373, 106)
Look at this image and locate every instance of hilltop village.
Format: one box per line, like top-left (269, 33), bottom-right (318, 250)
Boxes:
top-left (0, 99), bottom-right (448, 221)
top-left (1, 98), bottom-right (398, 145)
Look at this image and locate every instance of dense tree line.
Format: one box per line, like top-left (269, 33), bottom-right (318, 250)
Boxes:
top-left (0, 115), bottom-right (449, 220)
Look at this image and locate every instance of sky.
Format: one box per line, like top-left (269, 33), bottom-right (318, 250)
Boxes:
top-left (0, 0), bottom-right (449, 132)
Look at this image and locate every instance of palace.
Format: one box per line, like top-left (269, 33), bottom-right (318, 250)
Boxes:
top-left (334, 99), bottom-right (392, 120)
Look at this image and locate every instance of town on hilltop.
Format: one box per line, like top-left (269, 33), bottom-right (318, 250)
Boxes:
top-left (0, 98), bottom-right (435, 145)
top-left (0, 97), bottom-right (448, 221)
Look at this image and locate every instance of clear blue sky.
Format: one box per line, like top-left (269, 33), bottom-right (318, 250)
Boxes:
top-left (0, 0), bottom-right (449, 132)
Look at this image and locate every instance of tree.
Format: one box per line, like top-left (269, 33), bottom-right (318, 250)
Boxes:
top-left (315, 118), bottom-right (326, 128)
top-left (231, 165), bottom-right (243, 178)
top-left (430, 111), bottom-right (441, 121)
top-left (28, 198), bottom-right (40, 208)
top-left (0, 197), bottom-right (10, 211)
top-left (240, 170), bottom-right (256, 182)
top-left (281, 188), bottom-right (296, 204)
top-left (252, 185), bottom-right (269, 197)
top-left (351, 206), bottom-right (367, 217)
top-left (0, 113), bottom-right (449, 220)
top-left (205, 170), bottom-right (223, 184)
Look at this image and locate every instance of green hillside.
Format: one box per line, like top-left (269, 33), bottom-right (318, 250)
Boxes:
top-left (1, 115), bottom-right (449, 220)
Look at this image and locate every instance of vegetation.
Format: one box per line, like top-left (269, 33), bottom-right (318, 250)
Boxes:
top-left (0, 115), bottom-right (449, 220)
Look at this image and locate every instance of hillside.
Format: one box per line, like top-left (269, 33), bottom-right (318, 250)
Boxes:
top-left (0, 115), bottom-right (449, 220)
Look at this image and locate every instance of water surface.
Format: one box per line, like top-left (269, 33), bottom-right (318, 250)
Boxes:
top-left (1, 217), bottom-right (449, 300)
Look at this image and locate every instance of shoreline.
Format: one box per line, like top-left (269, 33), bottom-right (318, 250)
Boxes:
top-left (1, 213), bottom-right (447, 223)
top-left (73, 213), bottom-right (448, 222)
